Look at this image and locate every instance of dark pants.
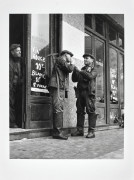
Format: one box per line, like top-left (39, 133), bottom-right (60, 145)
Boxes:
top-left (76, 90), bottom-right (97, 132)
top-left (10, 84), bottom-right (22, 128)
top-left (49, 88), bottom-right (65, 133)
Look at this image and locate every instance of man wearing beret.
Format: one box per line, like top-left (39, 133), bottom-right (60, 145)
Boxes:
top-left (9, 44), bottom-right (23, 128)
top-left (49, 50), bottom-right (75, 140)
top-left (71, 53), bottom-right (98, 138)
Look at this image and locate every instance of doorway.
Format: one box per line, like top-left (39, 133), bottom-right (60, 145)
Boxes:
top-left (9, 14), bottom-right (25, 128)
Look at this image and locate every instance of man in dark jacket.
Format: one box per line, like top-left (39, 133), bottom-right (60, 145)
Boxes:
top-left (49, 50), bottom-right (75, 140)
top-left (71, 53), bottom-right (98, 138)
top-left (9, 44), bottom-right (23, 128)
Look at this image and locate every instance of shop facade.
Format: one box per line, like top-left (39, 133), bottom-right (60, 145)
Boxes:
top-left (9, 14), bottom-right (124, 130)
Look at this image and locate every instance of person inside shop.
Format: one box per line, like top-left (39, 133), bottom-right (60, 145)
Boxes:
top-left (48, 50), bottom-right (75, 140)
top-left (71, 53), bottom-right (98, 138)
top-left (9, 44), bottom-right (23, 128)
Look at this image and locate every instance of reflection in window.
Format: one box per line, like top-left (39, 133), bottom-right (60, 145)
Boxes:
top-left (119, 54), bottom-right (124, 106)
top-left (85, 14), bottom-right (92, 28)
top-left (119, 34), bottom-right (124, 49)
top-left (95, 39), bottom-right (104, 103)
top-left (109, 48), bottom-right (118, 104)
top-left (85, 33), bottom-right (92, 54)
top-left (109, 27), bottom-right (117, 45)
top-left (95, 17), bottom-right (104, 36)
top-left (31, 14), bottom-right (50, 95)
top-left (110, 109), bottom-right (119, 124)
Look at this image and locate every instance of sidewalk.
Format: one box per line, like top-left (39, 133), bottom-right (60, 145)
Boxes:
top-left (10, 128), bottom-right (124, 159)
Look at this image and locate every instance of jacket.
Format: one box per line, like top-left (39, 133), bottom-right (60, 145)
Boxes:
top-left (49, 56), bottom-right (74, 92)
top-left (72, 65), bottom-right (97, 95)
top-left (9, 55), bottom-right (22, 89)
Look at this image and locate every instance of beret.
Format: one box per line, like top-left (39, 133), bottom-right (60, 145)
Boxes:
top-left (10, 44), bottom-right (21, 51)
top-left (83, 53), bottom-right (95, 59)
top-left (60, 50), bottom-right (73, 57)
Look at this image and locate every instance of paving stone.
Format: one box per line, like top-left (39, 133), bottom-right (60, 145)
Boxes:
top-left (10, 128), bottom-right (124, 159)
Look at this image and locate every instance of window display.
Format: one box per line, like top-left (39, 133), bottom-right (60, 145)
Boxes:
top-left (109, 48), bottom-right (118, 104)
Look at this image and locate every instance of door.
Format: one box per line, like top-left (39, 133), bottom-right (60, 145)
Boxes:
top-left (95, 37), bottom-right (107, 125)
top-left (85, 32), bottom-right (107, 125)
top-left (25, 14), bottom-right (53, 129)
top-left (9, 14), bottom-right (26, 128)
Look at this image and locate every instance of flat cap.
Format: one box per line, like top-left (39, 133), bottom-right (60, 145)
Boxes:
top-left (10, 44), bottom-right (21, 51)
top-left (83, 53), bottom-right (95, 59)
top-left (60, 50), bottom-right (73, 57)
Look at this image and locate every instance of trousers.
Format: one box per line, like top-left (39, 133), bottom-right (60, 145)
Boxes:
top-left (76, 90), bottom-right (97, 132)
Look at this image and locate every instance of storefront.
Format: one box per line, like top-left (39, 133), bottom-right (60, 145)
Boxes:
top-left (9, 14), bottom-right (124, 130)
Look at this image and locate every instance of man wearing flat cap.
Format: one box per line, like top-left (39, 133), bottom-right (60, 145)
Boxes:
top-left (71, 53), bottom-right (98, 138)
top-left (9, 44), bottom-right (23, 128)
top-left (48, 50), bottom-right (75, 140)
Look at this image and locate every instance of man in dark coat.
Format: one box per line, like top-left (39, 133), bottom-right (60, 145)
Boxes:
top-left (71, 53), bottom-right (98, 138)
top-left (9, 44), bottom-right (23, 128)
top-left (49, 50), bottom-right (75, 140)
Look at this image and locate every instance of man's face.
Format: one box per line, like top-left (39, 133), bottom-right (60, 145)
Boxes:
top-left (65, 53), bottom-right (72, 63)
top-left (11, 47), bottom-right (21, 58)
top-left (84, 56), bottom-right (94, 66)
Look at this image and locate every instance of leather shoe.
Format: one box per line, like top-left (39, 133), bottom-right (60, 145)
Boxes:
top-left (53, 133), bottom-right (68, 140)
top-left (86, 132), bottom-right (95, 138)
top-left (71, 130), bottom-right (84, 136)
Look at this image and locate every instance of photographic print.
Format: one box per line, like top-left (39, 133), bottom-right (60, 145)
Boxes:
top-left (9, 14), bottom-right (124, 159)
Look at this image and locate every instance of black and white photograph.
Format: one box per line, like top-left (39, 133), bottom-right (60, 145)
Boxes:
top-left (9, 13), bottom-right (124, 159)
top-left (0, 0), bottom-right (134, 180)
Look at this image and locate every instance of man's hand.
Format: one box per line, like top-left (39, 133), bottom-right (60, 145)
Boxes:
top-left (87, 67), bottom-right (92, 72)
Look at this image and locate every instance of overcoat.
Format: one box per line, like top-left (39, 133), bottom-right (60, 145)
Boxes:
top-left (49, 57), bottom-right (74, 93)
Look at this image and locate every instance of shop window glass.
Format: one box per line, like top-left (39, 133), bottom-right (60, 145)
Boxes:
top-left (119, 34), bottom-right (124, 49)
top-left (95, 17), bottom-right (104, 36)
top-left (119, 54), bottom-right (124, 106)
top-left (31, 14), bottom-right (50, 96)
top-left (95, 39), bottom-right (104, 103)
top-left (85, 14), bottom-right (92, 28)
top-left (109, 48), bottom-right (118, 104)
top-left (110, 109), bottom-right (119, 124)
top-left (109, 27), bottom-right (117, 45)
top-left (85, 33), bottom-right (92, 54)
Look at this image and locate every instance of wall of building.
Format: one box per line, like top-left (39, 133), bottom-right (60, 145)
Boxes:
top-left (62, 14), bottom-right (87, 128)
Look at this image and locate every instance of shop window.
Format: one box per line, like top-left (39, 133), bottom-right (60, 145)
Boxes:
top-left (31, 14), bottom-right (50, 96)
top-left (95, 17), bottom-right (104, 36)
top-left (96, 108), bottom-right (105, 125)
top-left (109, 27), bottom-right (117, 45)
top-left (119, 34), bottom-right (124, 49)
top-left (85, 14), bottom-right (92, 29)
top-left (119, 54), bottom-right (124, 107)
top-left (110, 109), bottom-right (119, 124)
top-left (109, 48), bottom-right (118, 104)
top-left (95, 39), bottom-right (105, 103)
top-left (85, 33), bottom-right (92, 54)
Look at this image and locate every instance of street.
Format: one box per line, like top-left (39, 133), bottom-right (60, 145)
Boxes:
top-left (10, 128), bottom-right (124, 159)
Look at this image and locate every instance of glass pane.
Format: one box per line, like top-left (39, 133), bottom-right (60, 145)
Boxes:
top-left (85, 33), bottom-right (92, 54)
top-left (31, 14), bottom-right (50, 96)
top-left (109, 27), bottom-right (117, 45)
top-left (95, 17), bottom-right (104, 36)
top-left (119, 54), bottom-right (124, 107)
top-left (110, 109), bottom-right (119, 124)
top-left (85, 14), bottom-right (92, 28)
top-left (96, 108), bottom-right (105, 125)
top-left (95, 39), bottom-right (104, 103)
top-left (119, 34), bottom-right (124, 49)
top-left (109, 48), bottom-right (118, 104)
